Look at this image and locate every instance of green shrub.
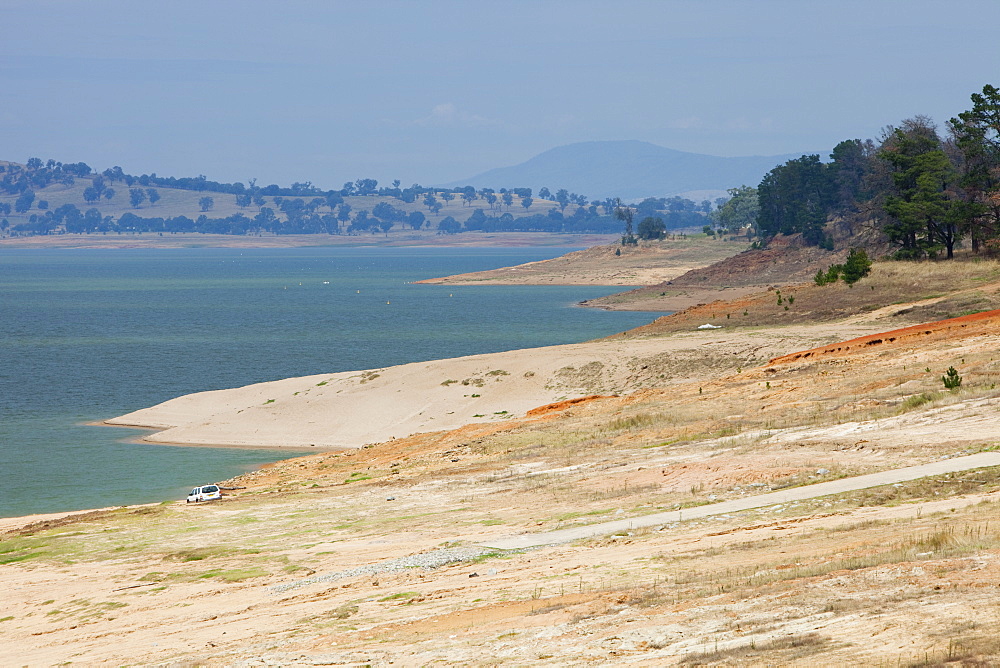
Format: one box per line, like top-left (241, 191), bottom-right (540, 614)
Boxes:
top-left (841, 248), bottom-right (872, 285)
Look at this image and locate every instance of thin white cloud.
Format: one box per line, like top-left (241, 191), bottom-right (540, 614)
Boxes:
top-left (407, 103), bottom-right (503, 128)
top-left (667, 116), bottom-right (704, 130)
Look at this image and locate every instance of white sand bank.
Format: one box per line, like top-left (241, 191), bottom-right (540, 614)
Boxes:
top-left (106, 322), bottom-right (878, 450)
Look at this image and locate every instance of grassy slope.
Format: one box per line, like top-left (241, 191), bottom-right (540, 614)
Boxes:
top-left (610, 258), bottom-right (1000, 336)
top-left (0, 166), bottom-right (567, 230)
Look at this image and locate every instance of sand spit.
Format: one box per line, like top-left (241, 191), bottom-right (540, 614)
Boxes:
top-left (105, 322), bottom-right (880, 450)
top-left (416, 237), bottom-right (748, 286)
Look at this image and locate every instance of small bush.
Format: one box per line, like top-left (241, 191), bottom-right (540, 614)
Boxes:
top-left (942, 366), bottom-right (963, 390)
top-left (815, 264), bottom-right (842, 285)
top-left (815, 248), bottom-right (871, 286)
top-left (902, 392), bottom-right (938, 411)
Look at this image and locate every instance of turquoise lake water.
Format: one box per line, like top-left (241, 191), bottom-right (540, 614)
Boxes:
top-left (0, 247), bottom-right (658, 518)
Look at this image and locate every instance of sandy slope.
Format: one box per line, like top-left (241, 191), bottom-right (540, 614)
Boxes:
top-left (416, 237), bottom-right (748, 286)
top-left (105, 322), bottom-right (879, 449)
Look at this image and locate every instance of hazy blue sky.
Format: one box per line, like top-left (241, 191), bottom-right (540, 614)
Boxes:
top-left (3, 0), bottom-right (999, 189)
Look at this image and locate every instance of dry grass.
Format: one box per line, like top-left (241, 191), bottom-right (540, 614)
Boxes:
top-left (614, 258), bottom-right (1000, 330)
top-left (678, 632), bottom-right (834, 665)
top-left (8, 255), bottom-right (1000, 664)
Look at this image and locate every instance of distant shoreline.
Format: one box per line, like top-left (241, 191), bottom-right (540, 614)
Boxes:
top-left (0, 231), bottom-right (619, 250)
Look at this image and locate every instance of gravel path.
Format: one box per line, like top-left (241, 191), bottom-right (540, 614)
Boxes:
top-left (480, 452), bottom-right (1000, 550)
top-left (273, 453), bottom-right (1000, 592)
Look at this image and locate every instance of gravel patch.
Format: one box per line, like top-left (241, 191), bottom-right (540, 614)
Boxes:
top-left (271, 546), bottom-right (496, 593)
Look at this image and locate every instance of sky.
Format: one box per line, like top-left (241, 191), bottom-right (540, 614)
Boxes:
top-left (2, 0), bottom-right (999, 190)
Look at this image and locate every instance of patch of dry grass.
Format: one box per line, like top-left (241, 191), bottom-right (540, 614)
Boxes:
top-left (679, 632), bottom-right (835, 665)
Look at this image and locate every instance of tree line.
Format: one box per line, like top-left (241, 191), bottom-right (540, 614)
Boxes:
top-left (715, 84), bottom-right (1000, 260)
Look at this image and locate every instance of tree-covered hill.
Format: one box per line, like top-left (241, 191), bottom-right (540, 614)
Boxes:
top-left (0, 162), bottom-right (713, 238)
top-left (707, 84), bottom-right (1000, 262)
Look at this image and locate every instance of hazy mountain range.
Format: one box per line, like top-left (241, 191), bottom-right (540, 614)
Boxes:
top-left (441, 140), bottom-right (811, 201)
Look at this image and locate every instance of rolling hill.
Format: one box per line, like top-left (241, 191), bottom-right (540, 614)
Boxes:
top-left (441, 140), bottom-right (810, 200)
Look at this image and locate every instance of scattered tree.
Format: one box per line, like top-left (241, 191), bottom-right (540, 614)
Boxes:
top-left (614, 198), bottom-right (636, 245)
top-left (438, 215), bottom-right (461, 234)
top-left (555, 188), bottom-right (570, 211)
top-left (407, 210), bottom-right (425, 229)
top-left (710, 185), bottom-right (760, 235)
top-left (14, 191), bottom-right (35, 214)
top-left (129, 188), bottom-right (147, 208)
top-left (354, 178), bottom-right (378, 195)
top-left (637, 216), bottom-right (666, 240)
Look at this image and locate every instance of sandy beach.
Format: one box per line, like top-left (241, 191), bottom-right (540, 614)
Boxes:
top-left (103, 321), bottom-right (878, 450)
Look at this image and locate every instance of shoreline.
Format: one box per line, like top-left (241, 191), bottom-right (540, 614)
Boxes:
top-left (0, 231), bottom-right (619, 250)
top-left (88, 420), bottom-right (339, 451)
top-left (579, 285), bottom-right (763, 312)
top-left (0, 502), bottom-right (165, 533)
top-left (4, 237), bottom-right (737, 522)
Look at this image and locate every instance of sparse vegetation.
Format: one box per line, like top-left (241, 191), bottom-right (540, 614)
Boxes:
top-left (5, 195), bottom-right (1000, 665)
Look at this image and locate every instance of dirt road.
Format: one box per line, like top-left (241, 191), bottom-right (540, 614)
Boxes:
top-left (480, 452), bottom-right (1000, 549)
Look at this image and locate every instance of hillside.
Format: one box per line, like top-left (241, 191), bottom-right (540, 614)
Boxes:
top-left (5, 266), bottom-right (1000, 664)
top-left (441, 140), bottom-right (806, 200)
top-left (0, 158), bottom-right (713, 240)
top-left (0, 164), bottom-right (559, 235)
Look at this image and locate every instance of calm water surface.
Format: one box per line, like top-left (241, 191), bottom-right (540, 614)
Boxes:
top-left (0, 247), bottom-right (656, 517)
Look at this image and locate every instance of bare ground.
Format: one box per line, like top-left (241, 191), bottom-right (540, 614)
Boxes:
top-left (5, 279), bottom-right (1000, 664)
top-left (416, 236), bottom-right (749, 286)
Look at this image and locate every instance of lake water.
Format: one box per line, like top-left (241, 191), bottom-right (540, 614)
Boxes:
top-left (0, 247), bottom-right (658, 518)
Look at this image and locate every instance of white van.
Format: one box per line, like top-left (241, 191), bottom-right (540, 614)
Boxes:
top-left (187, 484), bottom-right (222, 503)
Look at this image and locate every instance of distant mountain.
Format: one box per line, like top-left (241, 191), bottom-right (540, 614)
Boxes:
top-left (441, 140), bottom-right (810, 200)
